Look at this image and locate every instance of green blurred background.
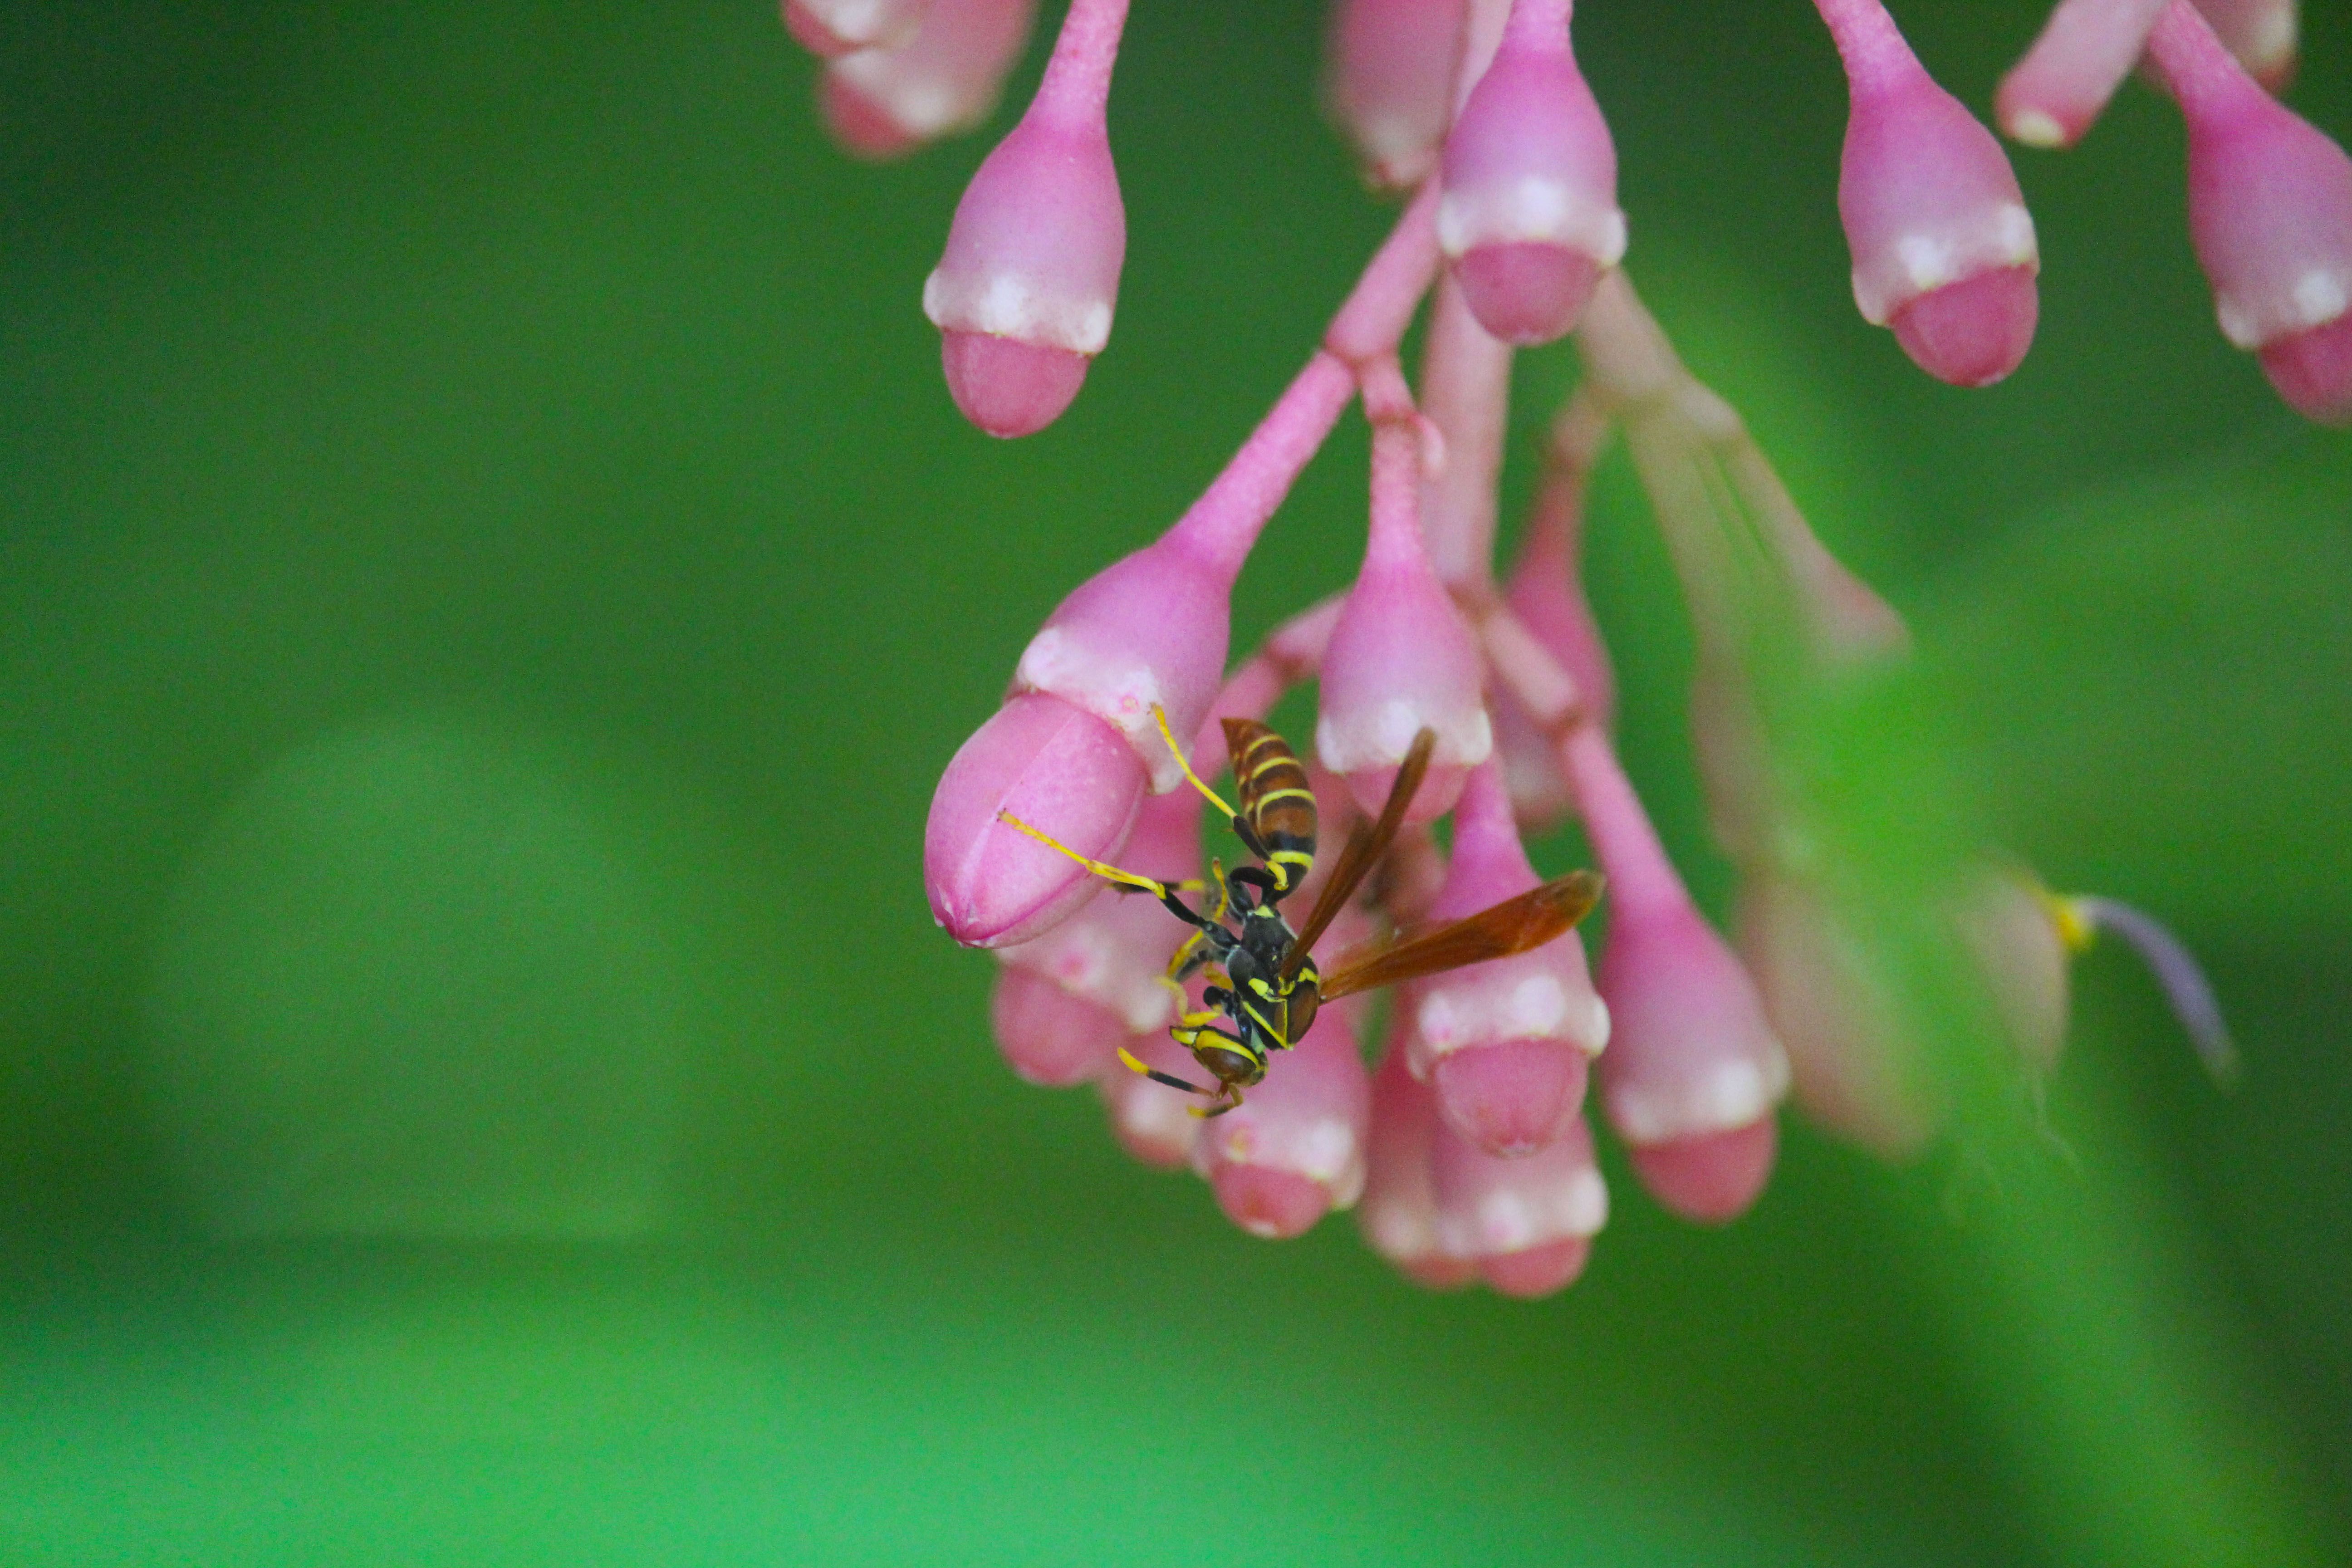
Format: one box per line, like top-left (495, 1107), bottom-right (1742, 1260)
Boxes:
top-left (2, 1), bottom-right (2346, 1563)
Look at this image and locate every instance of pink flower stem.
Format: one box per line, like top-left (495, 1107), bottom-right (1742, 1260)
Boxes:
top-left (1029, 0), bottom-right (1130, 128)
top-left (1812, 0), bottom-right (1918, 91)
top-left (1324, 181), bottom-right (1445, 364)
top-left (1559, 724), bottom-right (1690, 923)
top-left (2144, 0), bottom-right (2247, 109)
top-left (1359, 358), bottom-right (1429, 571)
top-left (1503, 0), bottom-right (1572, 49)
top-left (1201, 594), bottom-right (1344, 753)
top-left (1418, 279), bottom-right (1515, 588)
top-left (1168, 186), bottom-right (1446, 580)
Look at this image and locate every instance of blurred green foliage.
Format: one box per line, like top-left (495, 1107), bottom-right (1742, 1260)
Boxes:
top-left (0, 2), bottom-right (2345, 1563)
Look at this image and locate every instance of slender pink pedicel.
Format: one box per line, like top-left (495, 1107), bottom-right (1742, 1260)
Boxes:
top-left (1566, 725), bottom-right (1788, 1222)
top-left (2149, 0), bottom-right (2352, 425)
top-left (788, 0), bottom-right (928, 58)
top-left (1996, 0), bottom-right (2171, 149)
top-left (923, 0), bottom-right (1128, 436)
top-left (822, 0), bottom-right (1038, 159)
top-left (1490, 397), bottom-right (1614, 827)
top-left (1437, 0), bottom-right (1624, 344)
top-left (926, 692), bottom-right (1146, 947)
top-left (1317, 365), bottom-right (1493, 824)
top-left (1358, 1046), bottom-right (1480, 1288)
top-left (1430, 1105), bottom-right (1606, 1298)
top-left (1325, 0), bottom-right (1471, 191)
top-left (989, 786), bottom-right (1199, 1085)
top-left (1406, 762), bottom-right (1606, 1156)
top-left (1817, 0), bottom-right (2040, 386)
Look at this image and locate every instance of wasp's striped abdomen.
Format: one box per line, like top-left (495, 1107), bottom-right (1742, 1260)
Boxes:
top-left (1221, 717), bottom-right (1318, 897)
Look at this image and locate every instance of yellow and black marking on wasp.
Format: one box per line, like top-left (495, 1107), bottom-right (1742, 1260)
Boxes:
top-left (998, 705), bottom-right (1604, 1118)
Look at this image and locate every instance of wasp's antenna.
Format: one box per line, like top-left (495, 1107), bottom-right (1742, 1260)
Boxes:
top-left (996, 809), bottom-right (1169, 896)
top-left (1152, 703), bottom-right (1241, 821)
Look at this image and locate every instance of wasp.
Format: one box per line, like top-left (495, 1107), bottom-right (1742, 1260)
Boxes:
top-left (1000, 706), bottom-right (1603, 1117)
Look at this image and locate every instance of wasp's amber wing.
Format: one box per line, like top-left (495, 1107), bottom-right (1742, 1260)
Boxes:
top-left (1278, 727), bottom-right (1436, 985)
top-left (1318, 870), bottom-right (1605, 1002)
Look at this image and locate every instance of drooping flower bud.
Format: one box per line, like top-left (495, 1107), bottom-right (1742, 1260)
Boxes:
top-left (1950, 868), bottom-right (2074, 1076)
top-left (1323, 0), bottom-right (1471, 192)
top-left (1995, 0), bottom-right (2171, 149)
top-left (2192, 0), bottom-right (2299, 88)
top-left (1357, 1046), bottom-right (1479, 1288)
top-left (1430, 1102), bottom-right (1607, 1297)
top-left (1565, 726), bottom-right (1787, 1222)
top-left (1436, 0), bottom-right (1625, 344)
top-left (2148, 0), bottom-right (2352, 425)
top-left (1405, 762), bottom-right (1607, 1156)
top-left (821, 0), bottom-right (1038, 160)
top-left (923, 0), bottom-right (1128, 436)
top-left (988, 787), bottom-right (1199, 1084)
top-left (1817, 0), bottom-right (2040, 386)
top-left (1737, 869), bottom-right (1936, 1157)
top-left (1317, 371), bottom-right (1493, 824)
top-left (925, 692), bottom-right (1147, 947)
top-left (787, 0), bottom-right (928, 59)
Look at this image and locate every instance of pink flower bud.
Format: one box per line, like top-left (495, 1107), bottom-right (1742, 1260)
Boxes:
top-left (1437, 0), bottom-right (1625, 344)
top-left (1818, 0), bottom-right (2040, 386)
top-left (1323, 0), bottom-right (1471, 192)
top-left (821, 0), bottom-right (1038, 159)
top-left (1431, 1105), bottom-right (1606, 1297)
top-left (1317, 394), bottom-right (1493, 824)
top-left (1191, 996), bottom-right (1373, 1240)
top-left (1950, 869), bottom-right (2073, 1076)
top-left (924, 692), bottom-right (1146, 947)
top-left (1357, 1047), bottom-right (1479, 1288)
top-left (787, 0), bottom-right (928, 58)
top-left (1100, 1031), bottom-right (1203, 1169)
top-left (1737, 870), bottom-right (1936, 1157)
top-left (1566, 726), bottom-right (1786, 1222)
top-left (989, 787), bottom-right (1200, 1084)
top-left (922, 0), bottom-right (1128, 436)
top-left (1405, 763), bottom-right (1607, 1156)
top-left (2192, 0), bottom-right (2298, 88)
top-left (2149, 1), bottom-right (2352, 425)
top-left (1995, 0), bottom-right (2171, 149)
top-left (1011, 532), bottom-right (1237, 792)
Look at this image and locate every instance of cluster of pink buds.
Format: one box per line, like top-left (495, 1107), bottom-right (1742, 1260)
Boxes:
top-left (791, 0), bottom-right (2259, 1294)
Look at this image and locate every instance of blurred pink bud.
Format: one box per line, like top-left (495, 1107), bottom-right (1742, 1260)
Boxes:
top-left (1357, 1048), bottom-right (1480, 1288)
top-left (1324, 0), bottom-right (1471, 192)
top-left (1437, 0), bottom-right (1625, 344)
top-left (1100, 1031), bottom-right (1203, 1169)
top-left (922, 0), bottom-right (1128, 436)
top-left (1012, 532), bottom-right (1238, 792)
top-left (1431, 1105), bottom-right (1606, 1297)
top-left (2149, 1), bottom-right (2352, 425)
top-left (1405, 763), bottom-right (1607, 1156)
top-left (1995, 0), bottom-right (2171, 149)
top-left (989, 788), bottom-right (1200, 1084)
top-left (1951, 870), bottom-right (2073, 1076)
top-left (925, 692), bottom-right (1146, 947)
top-left (1192, 1006), bottom-right (1373, 1240)
top-left (821, 0), bottom-right (1038, 159)
top-left (2192, 0), bottom-right (2299, 88)
top-left (787, 0), bottom-right (928, 58)
top-left (1737, 871), bottom-right (1936, 1157)
top-left (1819, 0), bottom-right (2040, 385)
top-left (1317, 395), bottom-right (1493, 824)
top-left (1567, 726), bottom-right (1787, 1222)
